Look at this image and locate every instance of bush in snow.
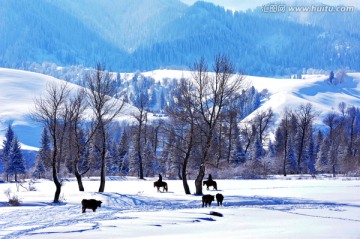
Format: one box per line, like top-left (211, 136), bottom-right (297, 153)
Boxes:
top-left (4, 188), bottom-right (21, 206)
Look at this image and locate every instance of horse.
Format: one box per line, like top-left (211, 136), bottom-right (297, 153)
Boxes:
top-left (203, 180), bottom-right (217, 190)
top-left (154, 181), bottom-right (168, 192)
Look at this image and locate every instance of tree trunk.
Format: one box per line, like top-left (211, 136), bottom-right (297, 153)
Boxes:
top-left (195, 164), bottom-right (205, 195)
top-left (74, 163), bottom-right (84, 191)
top-left (99, 125), bottom-right (107, 192)
top-left (53, 170), bottom-right (62, 203)
top-left (138, 153), bottom-right (144, 179)
top-left (52, 148), bottom-right (61, 203)
top-left (283, 136), bottom-right (288, 177)
top-left (137, 121), bottom-right (144, 179)
top-left (182, 159), bottom-right (190, 195)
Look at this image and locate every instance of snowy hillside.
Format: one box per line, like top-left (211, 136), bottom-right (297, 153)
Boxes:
top-left (0, 68), bottom-right (135, 150)
top-left (0, 68), bottom-right (359, 149)
top-left (0, 68), bottom-right (73, 150)
top-left (245, 73), bottom-right (360, 127)
top-left (136, 69), bottom-right (360, 127)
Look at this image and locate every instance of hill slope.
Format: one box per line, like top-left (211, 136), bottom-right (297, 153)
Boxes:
top-left (244, 73), bottom-right (360, 127)
top-left (1, 68), bottom-right (359, 149)
top-left (0, 68), bottom-right (79, 150)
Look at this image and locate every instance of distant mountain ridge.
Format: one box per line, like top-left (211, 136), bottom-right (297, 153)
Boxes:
top-left (1, 0), bottom-right (359, 76)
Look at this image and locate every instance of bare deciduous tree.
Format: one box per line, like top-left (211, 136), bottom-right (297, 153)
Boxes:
top-left (66, 88), bottom-right (93, 191)
top-left (131, 91), bottom-right (149, 179)
top-left (166, 79), bottom-right (199, 194)
top-left (32, 82), bottom-right (70, 203)
top-left (85, 64), bottom-right (125, 192)
top-left (294, 103), bottom-right (317, 174)
top-left (191, 55), bottom-right (245, 195)
top-left (280, 109), bottom-right (292, 176)
top-left (252, 108), bottom-right (274, 145)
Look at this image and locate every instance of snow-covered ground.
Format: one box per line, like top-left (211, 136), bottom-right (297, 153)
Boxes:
top-left (0, 176), bottom-right (359, 239)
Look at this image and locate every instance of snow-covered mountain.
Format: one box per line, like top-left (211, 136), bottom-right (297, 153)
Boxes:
top-left (1, 68), bottom-right (359, 150)
top-left (1, 0), bottom-right (359, 76)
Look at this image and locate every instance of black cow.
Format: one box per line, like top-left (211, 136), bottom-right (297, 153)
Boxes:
top-left (202, 194), bottom-right (215, 207)
top-left (216, 193), bottom-right (224, 206)
top-left (82, 199), bottom-right (102, 213)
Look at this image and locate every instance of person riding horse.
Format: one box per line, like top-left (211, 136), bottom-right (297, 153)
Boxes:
top-left (154, 174), bottom-right (168, 192)
top-left (203, 174), bottom-right (217, 190)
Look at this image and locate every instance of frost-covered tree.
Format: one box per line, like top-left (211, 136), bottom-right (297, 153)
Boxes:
top-left (143, 141), bottom-right (157, 177)
top-left (252, 134), bottom-right (264, 160)
top-left (37, 128), bottom-right (51, 171)
top-left (287, 139), bottom-right (298, 174)
top-left (32, 128), bottom-right (50, 179)
top-left (32, 154), bottom-right (46, 179)
top-left (116, 129), bottom-right (130, 176)
top-left (1, 125), bottom-right (14, 179)
top-left (316, 138), bottom-right (330, 173)
top-left (7, 137), bottom-right (26, 182)
top-left (306, 134), bottom-right (316, 175)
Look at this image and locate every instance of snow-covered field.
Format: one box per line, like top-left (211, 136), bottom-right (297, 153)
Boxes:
top-left (0, 176), bottom-right (359, 239)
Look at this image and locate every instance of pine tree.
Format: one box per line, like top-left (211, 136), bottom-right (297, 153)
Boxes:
top-left (117, 129), bottom-right (129, 175)
top-left (32, 155), bottom-right (46, 179)
top-left (7, 137), bottom-right (26, 182)
top-left (274, 126), bottom-right (284, 157)
top-left (230, 133), bottom-right (245, 164)
top-left (315, 130), bottom-right (323, 156)
top-left (287, 139), bottom-right (298, 174)
top-left (143, 141), bottom-right (157, 177)
top-left (1, 125), bottom-right (14, 177)
top-left (252, 135), bottom-right (264, 160)
top-left (37, 128), bottom-right (51, 171)
top-left (307, 134), bottom-right (316, 175)
top-left (316, 138), bottom-right (330, 173)
top-left (128, 140), bottom-right (139, 177)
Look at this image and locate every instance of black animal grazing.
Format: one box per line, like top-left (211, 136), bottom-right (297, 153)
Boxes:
top-left (82, 199), bottom-right (102, 213)
top-left (203, 180), bottom-right (217, 190)
top-left (154, 181), bottom-right (168, 192)
top-left (216, 193), bottom-right (224, 206)
top-left (202, 194), bottom-right (215, 207)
